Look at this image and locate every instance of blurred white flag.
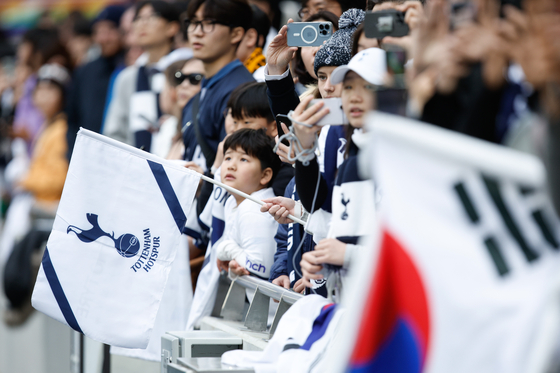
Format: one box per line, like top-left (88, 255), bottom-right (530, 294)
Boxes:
top-left (31, 128), bottom-right (200, 349)
top-left (324, 113), bottom-right (560, 373)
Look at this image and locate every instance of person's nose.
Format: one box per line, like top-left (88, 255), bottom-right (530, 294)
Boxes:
top-left (324, 77), bottom-right (335, 93)
top-left (350, 87), bottom-right (364, 103)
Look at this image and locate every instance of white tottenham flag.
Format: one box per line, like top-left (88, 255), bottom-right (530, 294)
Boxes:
top-left (31, 129), bottom-right (201, 349)
top-left (320, 113), bottom-right (560, 373)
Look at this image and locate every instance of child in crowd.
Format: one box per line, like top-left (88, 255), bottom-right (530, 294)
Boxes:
top-left (216, 128), bottom-right (281, 278)
top-left (262, 48), bottom-right (387, 300)
top-left (151, 58), bottom-right (204, 159)
top-left (192, 82), bottom-right (289, 238)
top-left (186, 82), bottom-right (285, 329)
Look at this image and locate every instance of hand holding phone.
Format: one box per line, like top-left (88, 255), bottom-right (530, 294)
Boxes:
top-left (287, 22), bottom-right (333, 47)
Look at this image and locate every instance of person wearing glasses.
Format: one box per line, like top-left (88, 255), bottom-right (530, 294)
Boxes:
top-left (151, 58), bottom-right (205, 159)
top-left (103, 1), bottom-right (188, 151)
top-left (181, 0), bottom-right (255, 181)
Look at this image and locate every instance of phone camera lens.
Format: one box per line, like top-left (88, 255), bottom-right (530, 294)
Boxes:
top-left (324, 23), bottom-right (330, 29)
top-left (319, 24), bottom-right (324, 30)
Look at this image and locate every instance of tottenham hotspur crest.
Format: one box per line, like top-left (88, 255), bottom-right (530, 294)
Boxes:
top-left (67, 213), bottom-right (140, 258)
top-left (341, 193), bottom-right (350, 221)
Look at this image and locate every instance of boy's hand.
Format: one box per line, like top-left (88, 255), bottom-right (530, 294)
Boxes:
top-left (272, 275), bottom-right (290, 289)
top-left (267, 19), bottom-right (298, 76)
top-left (275, 123), bottom-right (295, 164)
top-left (229, 259), bottom-right (250, 276)
top-left (260, 196), bottom-right (296, 224)
top-left (217, 259), bottom-right (230, 272)
top-left (293, 278), bottom-right (306, 294)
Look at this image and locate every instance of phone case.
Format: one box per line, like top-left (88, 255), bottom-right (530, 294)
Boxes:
top-left (311, 98), bottom-right (349, 126)
top-left (364, 10), bottom-right (410, 39)
top-left (287, 22), bottom-right (333, 47)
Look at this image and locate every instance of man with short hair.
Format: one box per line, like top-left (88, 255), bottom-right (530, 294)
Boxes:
top-left (181, 0), bottom-right (255, 171)
top-left (103, 0), bottom-right (189, 150)
top-left (66, 5), bottom-right (126, 158)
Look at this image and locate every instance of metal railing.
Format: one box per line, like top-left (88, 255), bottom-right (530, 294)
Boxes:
top-left (219, 274), bottom-right (304, 336)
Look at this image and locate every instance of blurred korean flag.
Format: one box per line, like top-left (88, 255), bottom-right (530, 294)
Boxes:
top-left (322, 113), bottom-right (560, 373)
top-left (31, 129), bottom-right (201, 349)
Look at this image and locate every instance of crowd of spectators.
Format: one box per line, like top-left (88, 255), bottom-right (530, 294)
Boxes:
top-left (0, 0), bottom-right (558, 355)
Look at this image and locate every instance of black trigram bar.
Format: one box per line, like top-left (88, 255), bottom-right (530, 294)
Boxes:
top-left (532, 210), bottom-right (559, 250)
top-left (454, 181), bottom-right (509, 276)
top-left (484, 236), bottom-right (510, 276)
top-left (483, 176), bottom-right (540, 263)
top-left (454, 182), bottom-right (480, 223)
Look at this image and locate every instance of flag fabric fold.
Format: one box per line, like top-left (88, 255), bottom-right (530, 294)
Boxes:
top-left (31, 128), bottom-right (201, 349)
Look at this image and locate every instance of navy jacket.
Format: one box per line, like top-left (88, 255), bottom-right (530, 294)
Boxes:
top-left (269, 177), bottom-right (324, 296)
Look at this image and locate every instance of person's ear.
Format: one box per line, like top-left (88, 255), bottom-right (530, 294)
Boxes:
top-left (230, 26), bottom-right (246, 45)
top-left (245, 29), bottom-right (258, 49)
top-left (165, 21), bottom-right (180, 40)
top-left (260, 167), bottom-right (273, 186)
top-left (267, 121), bottom-right (278, 137)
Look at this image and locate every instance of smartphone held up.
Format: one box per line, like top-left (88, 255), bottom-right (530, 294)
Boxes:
top-left (287, 22), bottom-right (333, 47)
top-left (364, 10), bottom-right (410, 39)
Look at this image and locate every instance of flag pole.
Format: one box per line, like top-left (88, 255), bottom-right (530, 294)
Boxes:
top-left (199, 174), bottom-right (307, 226)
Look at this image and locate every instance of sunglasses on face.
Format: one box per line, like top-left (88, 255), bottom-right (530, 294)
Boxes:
top-left (174, 72), bottom-right (203, 85)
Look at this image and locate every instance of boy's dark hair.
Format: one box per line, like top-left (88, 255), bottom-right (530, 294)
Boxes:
top-left (186, 0), bottom-right (253, 31)
top-left (164, 59), bottom-right (190, 87)
top-left (250, 5), bottom-right (270, 49)
top-left (229, 82), bottom-right (274, 122)
top-left (223, 128), bottom-right (281, 187)
top-left (135, 1), bottom-right (180, 23)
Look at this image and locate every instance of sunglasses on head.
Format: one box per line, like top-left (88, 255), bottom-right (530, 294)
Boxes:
top-left (174, 72), bottom-right (203, 85)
